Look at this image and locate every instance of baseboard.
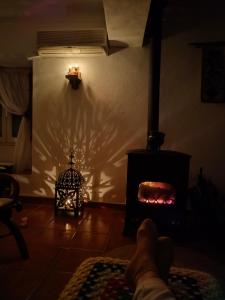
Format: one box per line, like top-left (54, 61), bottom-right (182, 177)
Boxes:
top-left (19, 196), bottom-right (126, 210)
top-left (19, 196), bottom-right (53, 205)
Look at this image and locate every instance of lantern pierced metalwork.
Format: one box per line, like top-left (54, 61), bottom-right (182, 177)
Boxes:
top-left (55, 152), bottom-right (84, 217)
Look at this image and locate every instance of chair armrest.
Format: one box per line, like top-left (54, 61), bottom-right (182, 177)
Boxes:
top-left (0, 174), bottom-right (22, 211)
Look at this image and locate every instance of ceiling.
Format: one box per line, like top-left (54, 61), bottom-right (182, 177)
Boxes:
top-left (163, 0), bottom-right (225, 38)
top-left (0, 0), bottom-right (151, 66)
top-left (0, 0), bottom-right (225, 66)
top-left (0, 0), bottom-right (151, 47)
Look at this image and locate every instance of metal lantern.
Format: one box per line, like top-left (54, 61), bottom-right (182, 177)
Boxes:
top-left (55, 152), bottom-right (84, 217)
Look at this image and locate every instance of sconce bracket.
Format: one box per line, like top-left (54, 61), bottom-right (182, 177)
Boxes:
top-left (65, 74), bottom-right (81, 89)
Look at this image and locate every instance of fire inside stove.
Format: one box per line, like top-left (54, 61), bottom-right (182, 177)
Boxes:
top-left (138, 181), bottom-right (176, 205)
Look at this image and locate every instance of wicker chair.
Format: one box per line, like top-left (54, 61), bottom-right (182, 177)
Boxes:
top-left (0, 173), bottom-right (29, 259)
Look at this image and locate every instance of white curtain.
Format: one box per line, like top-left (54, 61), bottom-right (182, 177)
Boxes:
top-left (0, 67), bottom-right (31, 172)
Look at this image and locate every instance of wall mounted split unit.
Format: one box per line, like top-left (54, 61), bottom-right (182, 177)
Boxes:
top-left (37, 29), bottom-right (108, 57)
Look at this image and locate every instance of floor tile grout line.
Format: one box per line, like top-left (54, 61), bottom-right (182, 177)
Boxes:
top-left (103, 218), bottom-right (115, 253)
top-left (1, 203), bottom-right (133, 300)
top-left (25, 247), bottom-right (65, 300)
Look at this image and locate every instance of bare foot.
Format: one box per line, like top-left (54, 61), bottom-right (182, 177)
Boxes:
top-left (125, 219), bottom-right (159, 290)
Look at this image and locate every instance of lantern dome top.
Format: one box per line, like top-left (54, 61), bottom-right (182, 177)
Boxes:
top-left (56, 167), bottom-right (84, 189)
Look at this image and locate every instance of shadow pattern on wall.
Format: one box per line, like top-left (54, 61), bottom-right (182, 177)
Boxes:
top-left (29, 84), bottom-right (143, 203)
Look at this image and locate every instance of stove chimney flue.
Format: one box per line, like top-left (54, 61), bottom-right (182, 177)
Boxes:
top-left (147, 0), bottom-right (165, 151)
top-left (147, 131), bottom-right (165, 151)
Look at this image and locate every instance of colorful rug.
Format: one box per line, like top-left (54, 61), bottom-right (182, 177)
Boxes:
top-left (58, 256), bottom-right (224, 300)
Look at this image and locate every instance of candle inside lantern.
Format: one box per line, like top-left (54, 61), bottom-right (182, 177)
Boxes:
top-left (65, 197), bottom-right (73, 209)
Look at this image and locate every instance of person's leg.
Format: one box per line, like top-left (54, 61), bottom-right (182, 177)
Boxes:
top-left (125, 219), bottom-right (159, 289)
top-left (125, 219), bottom-right (176, 300)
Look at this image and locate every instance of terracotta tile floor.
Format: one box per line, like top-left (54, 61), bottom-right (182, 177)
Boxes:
top-left (0, 203), bottom-right (135, 300)
top-left (0, 202), bottom-right (225, 300)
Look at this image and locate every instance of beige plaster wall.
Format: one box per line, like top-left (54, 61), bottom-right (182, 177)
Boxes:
top-left (16, 19), bottom-right (225, 202)
top-left (17, 47), bottom-right (149, 203)
top-left (160, 19), bottom-right (225, 192)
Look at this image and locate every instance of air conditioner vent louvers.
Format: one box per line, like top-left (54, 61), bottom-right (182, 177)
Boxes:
top-left (37, 29), bottom-right (108, 57)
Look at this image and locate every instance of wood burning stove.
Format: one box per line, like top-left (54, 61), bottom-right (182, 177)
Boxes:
top-left (124, 149), bottom-right (190, 235)
top-left (123, 0), bottom-right (191, 235)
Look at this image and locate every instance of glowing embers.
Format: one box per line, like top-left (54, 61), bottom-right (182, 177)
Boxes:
top-left (138, 181), bottom-right (176, 205)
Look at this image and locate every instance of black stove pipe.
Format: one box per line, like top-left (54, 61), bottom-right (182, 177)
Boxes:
top-left (147, 0), bottom-right (165, 151)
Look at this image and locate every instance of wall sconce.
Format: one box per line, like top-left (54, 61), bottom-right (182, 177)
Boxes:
top-left (65, 65), bottom-right (81, 89)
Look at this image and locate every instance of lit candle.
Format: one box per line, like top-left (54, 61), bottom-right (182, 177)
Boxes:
top-left (74, 65), bottom-right (79, 76)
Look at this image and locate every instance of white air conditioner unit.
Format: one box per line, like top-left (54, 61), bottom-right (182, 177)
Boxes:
top-left (38, 46), bottom-right (106, 57)
top-left (37, 29), bottom-right (108, 57)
